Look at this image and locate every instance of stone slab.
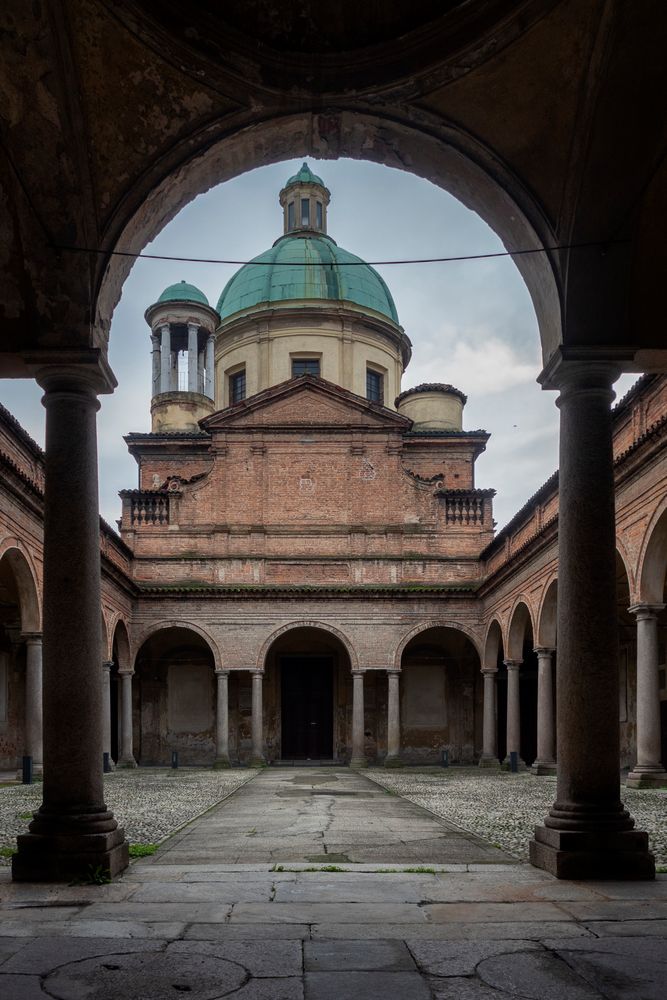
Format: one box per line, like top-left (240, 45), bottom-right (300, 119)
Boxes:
top-left (407, 939), bottom-right (543, 977)
top-left (304, 971), bottom-right (431, 999)
top-left (423, 901), bottom-right (571, 923)
top-left (556, 899), bottom-right (667, 920)
top-left (476, 950), bottom-right (603, 999)
top-left (1, 936), bottom-right (166, 975)
top-left (428, 977), bottom-right (515, 999)
top-left (0, 919), bottom-right (185, 939)
top-left (131, 881), bottom-right (272, 903)
top-left (184, 923), bottom-right (311, 941)
top-left (168, 939), bottom-right (303, 977)
top-left (82, 901), bottom-right (232, 923)
top-left (310, 921), bottom-right (594, 940)
top-left (0, 974), bottom-right (47, 999)
top-left (583, 919), bottom-right (667, 936)
top-left (230, 902), bottom-right (427, 924)
top-left (303, 939), bottom-right (415, 971)
top-left (233, 979), bottom-right (304, 999)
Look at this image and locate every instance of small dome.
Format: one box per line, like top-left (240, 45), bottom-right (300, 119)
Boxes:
top-left (216, 234), bottom-right (399, 324)
top-left (283, 162), bottom-right (325, 188)
top-left (157, 280), bottom-right (209, 307)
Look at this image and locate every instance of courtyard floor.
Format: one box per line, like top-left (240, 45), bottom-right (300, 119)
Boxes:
top-left (0, 767), bottom-right (666, 998)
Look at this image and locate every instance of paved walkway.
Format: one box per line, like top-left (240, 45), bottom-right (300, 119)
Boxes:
top-left (0, 768), bottom-right (666, 998)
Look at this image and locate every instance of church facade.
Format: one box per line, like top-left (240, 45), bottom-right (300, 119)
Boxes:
top-left (1, 167), bottom-right (666, 781)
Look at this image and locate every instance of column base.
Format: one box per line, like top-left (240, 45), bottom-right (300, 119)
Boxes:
top-left (248, 756), bottom-right (266, 768)
top-left (12, 810), bottom-right (129, 882)
top-left (626, 768), bottom-right (667, 788)
top-left (384, 755), bottom-right (403, 768)
top-left (349, 756), bottom-right (367, 768)
top-left (116, 757), bottom-right (138, 769)
top-left (213, 756), bottom-right (232, 769)
top-left (478, 755), bottom-right (500, 769)
top-left (501, 756), bottom-right (527, 771)
top-left (529, 824), bottom-right (655, 880)
top-left (531, 760), bottom-right (557, 776)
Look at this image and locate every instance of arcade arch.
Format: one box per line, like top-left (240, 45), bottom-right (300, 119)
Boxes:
top-left (132, 626), bottom-right (217, 766)
top-left (0, 546), bottom-right (41, 772)
top-left (399, 626), bottom-right (482, 765)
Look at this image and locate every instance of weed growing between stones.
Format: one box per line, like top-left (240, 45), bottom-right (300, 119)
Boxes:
top-left (128, 843), bottom-right (158, 858)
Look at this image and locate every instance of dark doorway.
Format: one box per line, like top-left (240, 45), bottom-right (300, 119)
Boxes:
top-left (110, 669), bottom-right (119, 762)
top-left (281, 656), bottom-right (333, 759)
top-left (661, 700), bottom-right (667, 772)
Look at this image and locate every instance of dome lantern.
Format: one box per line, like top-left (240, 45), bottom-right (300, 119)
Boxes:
top-left (279, 162), bottom-right (331, 236)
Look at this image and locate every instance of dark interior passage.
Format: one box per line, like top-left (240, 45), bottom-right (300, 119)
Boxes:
top-left (281, 656), bottom-right (333, 759)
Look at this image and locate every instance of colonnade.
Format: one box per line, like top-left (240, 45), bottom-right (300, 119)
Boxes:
top-left (151, 323), bottom-right (215, 398)
top-left (10, 361), bottom-right (659, 880)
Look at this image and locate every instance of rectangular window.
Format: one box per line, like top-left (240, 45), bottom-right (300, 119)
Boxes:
top-left (301, 198), bottom-right (310, 226)
top-left (316, 201), bottom-right (323, 228)
top-left (292, 358), bottom-right (320, 378)
top-left (229, 369), bottom-right (246, 403)
top-left (287, 201), bottom-right (295, 229)
top-left (366, 368), bottom-right (384, 403)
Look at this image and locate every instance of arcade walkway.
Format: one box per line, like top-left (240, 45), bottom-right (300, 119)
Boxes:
top-left (153, 768), bottom-right (510, 866)
top-left (1, 769), bottom-right (666, 998)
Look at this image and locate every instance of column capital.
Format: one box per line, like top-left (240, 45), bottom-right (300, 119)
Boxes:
top-left (215, 668), bottom-right (230, 677)
top-left (628, 603), bottom-right (665, 620)
top-left (351, 669), bottom-right (366, 677)
top-left (21, 632), bottom-right (42, 644)
top-left (102, 660), bottom-right (114, 673)
top-left (538, 349), bottom-right (628, 393)
top-left (250, 668), bottom-right (264, 677)
top-left (386, 668), bottom-right (401, 676)
top-left (481, 666), bottom-right (498, 676)
top-left (503, 658), bottom-right (522, 670)
top-left (533, 646), bottom-right (555, 657)
top-left (118, 668), bottom-right (134, 677)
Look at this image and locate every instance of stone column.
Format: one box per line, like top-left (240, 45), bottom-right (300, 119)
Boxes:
top-left (151, 332), bottom-right (161, 397)
top-left (214, 669), bottom-right (231, 768)
top-left (350, 670), bottom-right (366, 767)
top-left (101, 661), bottom-right (114, 769)
top-left (530, 360), bottom-right (653, 879)
top-left (12, 368), bottom-right (128, 882)
top-left (627, 604), bottom-right (667, 788)
top-left (205, 334), bottom-right (215, 399)
top-left (479, 668), bottom-right (499, 767)
top-left (532, 647), bottom-right (556, 775)
top-left (117, 670), bottom-right (137, 768)
top-left (22, 633), bottom-right (43, 775)
top-left (160, 324), bottom-right (171, 393)
top-left (250, 670), bottom-right (265, 766)
top-left (385, 669), bottom-right (402, 767)
top-left (504, 659), bottom-right (524, 767)
top-left (187, 323), bottom-right (198, 393)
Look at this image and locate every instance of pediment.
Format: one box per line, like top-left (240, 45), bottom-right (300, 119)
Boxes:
top-left (201, 377), bottom-right (410, 431)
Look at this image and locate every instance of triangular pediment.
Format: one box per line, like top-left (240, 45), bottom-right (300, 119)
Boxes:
top-left (201, 376), bottom-right (411, 431)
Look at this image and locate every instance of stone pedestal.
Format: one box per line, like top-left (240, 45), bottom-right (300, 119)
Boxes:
top-left (350, 670), bottom-right (367, 768)
top-left (214, 669), bottom-right (231, 768)
top-left (626, 604), bottom-right (667, 788)
top-left (249, 670), bottom-right (265, 766)
top-left (532, 648), bottom-right (557, 775)
top-left (479, 668), bottom-right (500, 767)
top-left (22, 633), bottom-right (43, 775)
top-left (385, 669), bottom-right (403, 767)
top-left (117, 670), bottom-right (137, 768)
top-left (12, 369), bottom-right (128, 882)
top-left (530, 360), bottom-right (654, 880)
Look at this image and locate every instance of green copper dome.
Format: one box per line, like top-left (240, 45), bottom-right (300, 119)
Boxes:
top-left (216, 234), bottom-right (399, 324)
top-left (157, 280), bottom-right (209, 306)
top-left (284, 162), bottom-right (325, 188)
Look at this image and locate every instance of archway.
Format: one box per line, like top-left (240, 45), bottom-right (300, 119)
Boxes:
top-left (133, 626), bottom-right (216, 766)
top-left (506, 600), bottom-right (538, 767)
top-left (634, 519), bottom-right (667, 777)
top-left (110, 620), bottom-right (131, 765)
top-left (0, 547), bottom-right (40, 771)
top-left (262, 626), bottom-right (352, 763)
top-left (96, 113), bottom-right (562, 366)
top-left (399, 625), bottom-right (481, 764)
top-left (484, 620), bottom-right (506, 764)
top-left (616, 549), bottom-right (636, 770)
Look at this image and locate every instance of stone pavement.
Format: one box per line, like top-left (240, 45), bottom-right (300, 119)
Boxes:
top-left (0, 768), bottom-right (666, 998)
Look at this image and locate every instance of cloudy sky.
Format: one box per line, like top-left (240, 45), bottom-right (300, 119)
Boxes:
top-left (2, 158), bottom-right (635, 530)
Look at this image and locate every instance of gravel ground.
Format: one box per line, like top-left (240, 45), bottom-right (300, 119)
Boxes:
top-left (0, 768), bottom-right (254, 865)
top-left (365, 768), bottom-right (667, 867)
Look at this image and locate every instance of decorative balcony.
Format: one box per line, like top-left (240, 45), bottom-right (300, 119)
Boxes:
top-left (435, 488), bottom-right (495, 526)
top-left (119, 490), bottom-right (180, 529)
